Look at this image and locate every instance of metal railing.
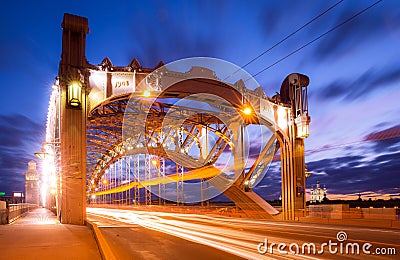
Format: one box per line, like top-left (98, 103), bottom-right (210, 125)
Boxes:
top-left (0, 209), bottom-right (7, 224)
top-left (1, 203), bottom-right (38, 224)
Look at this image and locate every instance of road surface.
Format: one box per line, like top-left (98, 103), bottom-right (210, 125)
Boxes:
top-left (87, 207), bottom-right (399, 259)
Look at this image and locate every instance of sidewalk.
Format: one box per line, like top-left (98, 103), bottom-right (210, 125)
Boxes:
top-left (0, 207), bottom-right (101, 259)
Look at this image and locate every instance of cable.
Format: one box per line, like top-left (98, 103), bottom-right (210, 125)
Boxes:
top-left (270, 129), bottom-right (400, 162)
top-left (224, 0), bottom-right (345, 81)
top-left (247, 0), bottom-right (383, 81)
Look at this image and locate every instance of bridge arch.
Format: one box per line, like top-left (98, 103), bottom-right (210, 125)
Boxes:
top-left (84, 58), bottom-right (283, 212)
top-left (41, 14), bottom-right (311, 224)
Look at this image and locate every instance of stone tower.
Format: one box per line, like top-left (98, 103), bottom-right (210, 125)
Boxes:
top-left (25, 160), bottom-right (40, 205)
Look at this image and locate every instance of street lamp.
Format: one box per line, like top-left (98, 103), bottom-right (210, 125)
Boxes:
top-left (34, 148), bottom-right (48, 160)
top-left (34, 142), bottom-right (60, 160)
top-left (242, 106), bottom-right (252, 115)
top-left (151, 158), bottom-right (159, 167)
top-left (68, 81), bottom-right (82, 107)
top-left (295, 114), bottom-right (310, 139)
top-left (143, 90), bottom-right (151, 97)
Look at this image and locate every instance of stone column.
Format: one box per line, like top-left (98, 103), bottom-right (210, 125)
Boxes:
top-left (58, 14), bottom-right (89, 225)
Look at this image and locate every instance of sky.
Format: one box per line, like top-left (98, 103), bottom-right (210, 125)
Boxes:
top-left (0, 0), bottom-right (399, 200)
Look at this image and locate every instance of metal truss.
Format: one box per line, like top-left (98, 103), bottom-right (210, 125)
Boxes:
top-left (85, 86), bottom-right (278, 206)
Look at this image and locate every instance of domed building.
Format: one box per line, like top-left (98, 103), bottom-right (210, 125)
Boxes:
top-left (310, 181), bottom-right (327, 203)
top-left (25, 160), bottom-right (40, 205)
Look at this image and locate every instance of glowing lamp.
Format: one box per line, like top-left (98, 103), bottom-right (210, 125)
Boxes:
top-left (295, 114), bottom-right (310, 139)
top-left (244, 180), bottom-right (250, 192)
top-left (102, 179), bottom-right (108, 185)
top-left (68, 81), bottom-right (82, 107)
top-left (277, 106), bottom-right (288, 130)
top-left (151, 158), bottom-right (159, 167)
top-left (143, 90), bottom-right (151, 97)
top-left (242, 106), bottom-right (252, 115)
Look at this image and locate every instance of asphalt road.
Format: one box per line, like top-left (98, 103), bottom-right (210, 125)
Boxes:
top-left (87, 207), bottom-right (399, 260)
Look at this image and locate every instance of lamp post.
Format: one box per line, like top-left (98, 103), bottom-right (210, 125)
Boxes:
top-left (34, 149), bottom-right (48, 160)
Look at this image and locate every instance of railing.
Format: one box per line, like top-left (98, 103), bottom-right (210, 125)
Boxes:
top-left (0, 209), bottom-right (7, 224)
top-left (2, 203), bottom-right (38, 224)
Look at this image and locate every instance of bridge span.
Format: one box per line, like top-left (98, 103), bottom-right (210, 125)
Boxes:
top-left (38, 13), bottom-right (311, 225)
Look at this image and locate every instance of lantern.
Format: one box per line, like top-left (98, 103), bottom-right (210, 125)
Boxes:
top-left (68, 81), bottom-right (82, 107)
top-left (295, 114), bottom-right (310, 139)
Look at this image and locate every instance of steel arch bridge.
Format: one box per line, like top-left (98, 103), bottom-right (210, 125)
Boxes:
top-left (87, 72), bottom-right (277, 202)
top-left (40, 14), bottom-right (310, 224)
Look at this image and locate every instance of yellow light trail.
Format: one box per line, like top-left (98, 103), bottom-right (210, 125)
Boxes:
top-left (90, 165), bottom-right (222, 196)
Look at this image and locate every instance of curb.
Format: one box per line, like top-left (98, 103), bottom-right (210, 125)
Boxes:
top-left (86, 220), bottom-right (117, 260)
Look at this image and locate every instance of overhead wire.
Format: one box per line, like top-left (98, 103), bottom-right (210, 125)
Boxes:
top-left (223, 0), bottom-right (345, 81)
top-left (246, 0), bottom-right (383, 81)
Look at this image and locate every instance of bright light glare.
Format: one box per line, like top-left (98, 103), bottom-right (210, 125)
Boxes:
top-left (41, 183), bottom-right (48, 206)
top-left (277, 106), bottom-right (288, 130)
top-left (242, 106), bottom-right (252, 115)
top-left (143, 90), bottom-right (151, 97)
top-left (151, 158), bottom-right (158, 166)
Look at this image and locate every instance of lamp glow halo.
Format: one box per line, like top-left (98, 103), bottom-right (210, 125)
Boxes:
top-left (122, 57), bottom-right (276, 203)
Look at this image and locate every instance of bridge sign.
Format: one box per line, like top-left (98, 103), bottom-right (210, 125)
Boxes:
top-left (12, 192), bottom-right (23, 198)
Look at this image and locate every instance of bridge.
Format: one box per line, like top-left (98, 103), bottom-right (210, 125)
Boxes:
top-left (36, 14), bottom-right (311, 225)
top-left (1, 13), bottom-right (399, 260)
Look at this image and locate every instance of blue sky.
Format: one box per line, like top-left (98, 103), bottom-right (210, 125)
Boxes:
top-left (0, 0), bottom-right (399, 200)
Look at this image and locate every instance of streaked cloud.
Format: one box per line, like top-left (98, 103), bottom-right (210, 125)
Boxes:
top-left (0, 114), bottom-right (44, 195)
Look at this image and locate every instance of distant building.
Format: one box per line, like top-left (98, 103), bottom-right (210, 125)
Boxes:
top-left (310, 181), bottom-right (327, 203)
top-left (25, 161), bottom-right (40, 205)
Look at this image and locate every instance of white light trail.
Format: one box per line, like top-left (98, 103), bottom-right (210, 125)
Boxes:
top-left (87, 208), bottom-right (324, 260)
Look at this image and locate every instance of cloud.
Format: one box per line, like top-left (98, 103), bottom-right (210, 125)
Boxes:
top-left (364, 124), bottom-right (400, 142)
top-left (314, 1), bottom-right (400, 61)
top-left (318, 64), bottom-right (400, 101)
top-left (361, 125), bottom-right (400, 154)
top-left (310, 171), bottom-right (328, 176)
top-left (119, 1), bottom-right (231, 68)
top-left (0, 114), bottom-right (44, 195)
top-left (311, 190), bottom-right (400, 201)
top-left (305, 150), bottom-right (400, 197)
top-left (299, 126), bottom-right (400, 199)
top-left (257, 2), bottom-right (285, 39)
top-left (253, 128), bottom-right (400, 200)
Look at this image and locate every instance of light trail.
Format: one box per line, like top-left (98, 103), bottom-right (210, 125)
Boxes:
top-left (90, 165), bottom-right (223, 196)
top-left (86, 207), bottom-right (400, 259)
